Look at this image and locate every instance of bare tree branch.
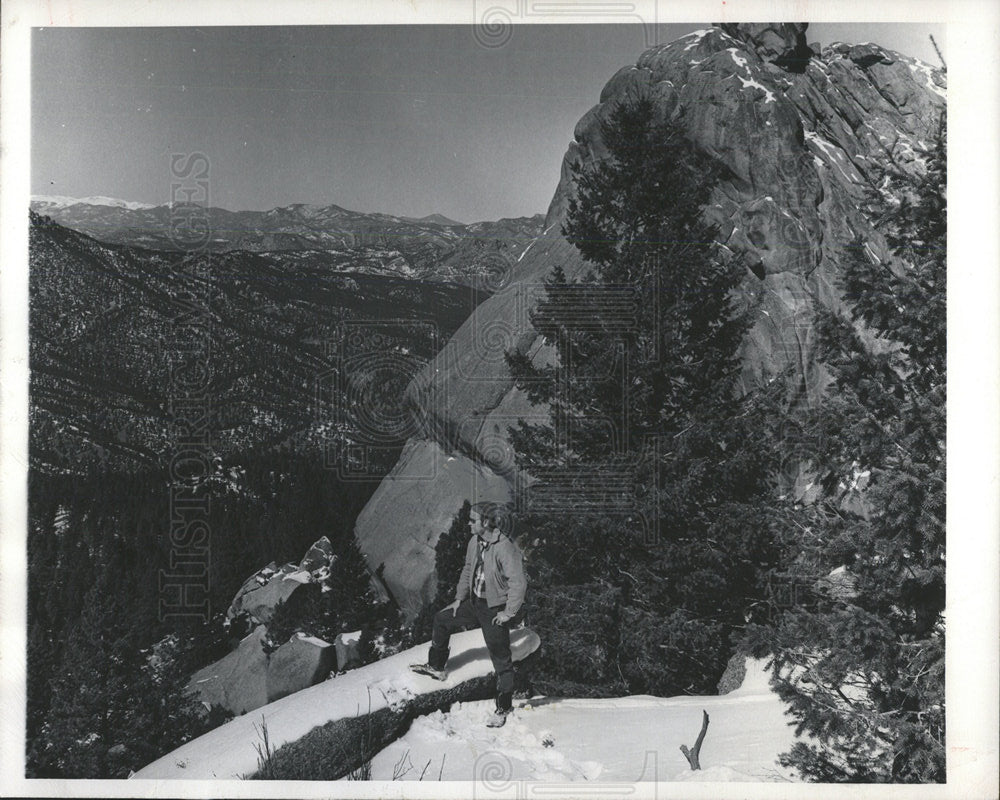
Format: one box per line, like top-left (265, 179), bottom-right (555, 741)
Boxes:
top-left (679, 710), bottom-right (710, 770)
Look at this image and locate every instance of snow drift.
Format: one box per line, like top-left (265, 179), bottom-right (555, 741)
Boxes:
top-left (367, 657), bottom-right (800, 783)
top-left (133, 626), bottom-right (800, 783)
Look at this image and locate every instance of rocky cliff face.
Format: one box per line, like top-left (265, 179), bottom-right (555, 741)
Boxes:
top-left (355, 23), bottom-right (946, 617)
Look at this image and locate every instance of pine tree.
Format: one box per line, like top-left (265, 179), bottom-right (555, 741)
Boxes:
top-left (506, 96), bottom-right (783, 696)
top-left (36, 570), bottom-right (161, 778)
top-left (410, 501), bottom-right (472, 642)
top-left (756, 115), bottom-right (946, 782)
top-left (31, 528), bottom-right (214, 778)
top-left (122, 631), bottom-right (221, 772)
top-left (330, 535), bottom-right (388, 633)
top-left (431, 501), bottom-right (473, 608)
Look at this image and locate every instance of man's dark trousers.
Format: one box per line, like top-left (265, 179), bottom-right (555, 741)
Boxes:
top-left (428, 596), bottom-right (526, 704)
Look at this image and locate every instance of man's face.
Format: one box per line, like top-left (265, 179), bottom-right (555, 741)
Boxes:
top-left (469, 510), bottom-right (486, 538)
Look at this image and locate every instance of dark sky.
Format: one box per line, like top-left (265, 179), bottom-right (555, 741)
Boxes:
top-left (31, 23), bottom-right (945, 223)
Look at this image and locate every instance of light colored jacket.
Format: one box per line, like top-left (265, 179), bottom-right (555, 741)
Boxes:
top-left (454, 531), bottom-right (527, 615)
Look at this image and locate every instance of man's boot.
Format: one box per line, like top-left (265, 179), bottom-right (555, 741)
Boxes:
top-left (410, 662), bottom-right (448, 680)
top-left (486, 692), bottom-right (513, 727)
top-left (410, 647), bottom-right (449, 680)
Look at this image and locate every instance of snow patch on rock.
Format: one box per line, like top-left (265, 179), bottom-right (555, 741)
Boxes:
top-left (725, 48), bottom-right (776, 103)
top-left (682, 29), bottom-right (712, 51)
top-left (906, 59), bottom-right (946, 99)
top-left (804, 131), bottom-right (859, 184)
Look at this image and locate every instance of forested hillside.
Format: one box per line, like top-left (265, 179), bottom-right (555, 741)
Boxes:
top-left (26, 213), bottom-right (479, 776)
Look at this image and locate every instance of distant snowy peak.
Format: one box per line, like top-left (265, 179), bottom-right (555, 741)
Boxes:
top-left (264, 202), bottom-right (350, 219)
top-left (31, 194), bottom-right (157, 211)
top-left (402, 213), bottom-right (465, 227)
top-left (30, 196), bottom-right (472, 226)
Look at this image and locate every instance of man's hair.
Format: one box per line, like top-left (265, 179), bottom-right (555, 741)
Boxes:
top-left (471, 500), bottom-right (514, 536)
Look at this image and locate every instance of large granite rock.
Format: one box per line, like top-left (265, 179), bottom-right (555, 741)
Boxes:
top-left (190, 627), bottom-right (337, 716)
top-left (355, 23), bottom-right (945, 620)
top-left (226, 536), bottom-right (336, 626)
top-left (189, 626), bottom-right (272, 715)
top-left (266, 633), bottom-right (338, 704)
top-left (719, 23), bottom-right (812, 71)
top-left (192, 537), bottom-right (345, 714)
top-left (354, 438), bottom-right (511, 613)
top-left (333, 631), bottom-right (364, 672)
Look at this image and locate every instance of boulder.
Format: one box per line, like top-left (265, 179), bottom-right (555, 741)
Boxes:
top-left (334, 630), bottom-right (363, 672)
top-left (226, 566), bottom-right (304, 626)
top-left (354, 23), bottom-right (945, 622)
top-left (814, 565), bottom-right (859, 602)
top-left (194, 537), bottom-right (345, 715)
top-left (189, 625), bottom-right (271, 715)
top-left (354, 438), bottom-right (510, 616)
top-left (848, 42), bottom-right (893, 68)
top-left (718, 22), bottom-right (812, 72)
top-left (190, 626), bottom-right (338, 715)
top-left (266, 632), bottom-right (338, 703)
top-left (717, 651), bottom-right (750, 695)
top-left (298, 536), bottom-right (335, 579)
top-left (226, 536), bottom-right (336, 625)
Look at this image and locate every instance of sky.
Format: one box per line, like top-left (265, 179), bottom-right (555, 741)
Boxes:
top-left (31, 23), bottom-right (946, 224)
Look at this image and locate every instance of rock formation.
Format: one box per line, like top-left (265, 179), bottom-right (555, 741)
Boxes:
top-left (193, 537), bottom-right (348, 715)
top-left (355, 23), bottom-right (946, 618)
top-left (333, 631), bottom-right (364, 673)
top-left (354, 438), bottom-right (512, 611)
top-left (265, 632), bottom-right (340, 705)
top-left (225, 536), bottom-right (336, 627)
top-left (189, 627), bottom-right (338, 715)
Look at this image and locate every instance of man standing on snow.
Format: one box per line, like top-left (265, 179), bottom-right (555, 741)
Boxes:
top-left (411, 500), bottom-right (527, 728)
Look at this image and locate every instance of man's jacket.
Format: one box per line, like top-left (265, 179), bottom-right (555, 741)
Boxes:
top-left (454, 532), bottom-right (527, 615)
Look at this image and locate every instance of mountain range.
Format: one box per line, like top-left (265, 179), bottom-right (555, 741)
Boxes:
top-left (30, 196), bottom-right (545, 288)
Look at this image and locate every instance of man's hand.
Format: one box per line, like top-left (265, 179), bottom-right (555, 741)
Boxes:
top-left (492, 611), bottom-right (512, 626)
top-left (443, 599), bottom-right (462, 617)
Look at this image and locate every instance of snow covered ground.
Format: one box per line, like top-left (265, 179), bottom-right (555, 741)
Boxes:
top-left (366, 658), bottom-right (800, 784)
top-left (131, 627), bottom-right (541, 780)
top-left (133, 627), bottom-right (800, 784)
